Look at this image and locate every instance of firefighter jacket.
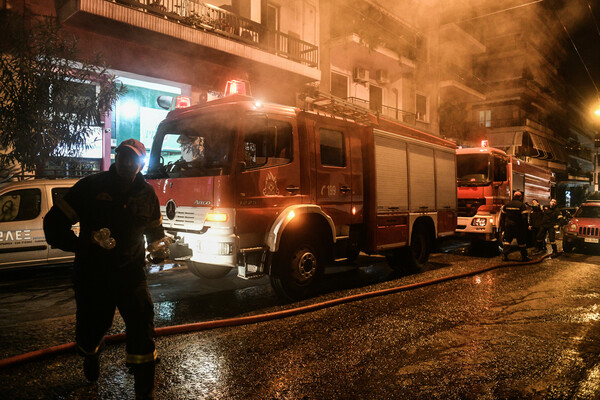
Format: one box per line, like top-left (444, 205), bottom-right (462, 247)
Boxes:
top-left (500, 199), bottom-right (528, 229)
top-left (528, 204), bottom-right (544, 228)
top-left (44, 165), bottom-right (164, 272)
top-left (540, 205), bottom-right (564, 229)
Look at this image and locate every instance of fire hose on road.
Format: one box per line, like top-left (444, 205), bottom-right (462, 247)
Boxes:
top-left (0, 253), bottom-right (555, 369)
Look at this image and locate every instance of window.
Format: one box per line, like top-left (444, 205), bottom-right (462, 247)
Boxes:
top-left (319, 128), bottom-right (345, 167)
top-left (369, 85), bottom-right (382, 113)
top-left (0, 189), bottom-right (41, 222)
top-left (493, 156), bottom-right (508, 182)
top-left (416, 93), bottom-right (427, 121)
top-left (479, 110), bottom-right (491, 127)
top-left (266, 2), bottom-right (280, 31)
top-left (147, 112), bottom-right (236, 179)
top-left (331, 72), bottom-right (348, 99)
top-left (244, 118), bottom-right (293, 169)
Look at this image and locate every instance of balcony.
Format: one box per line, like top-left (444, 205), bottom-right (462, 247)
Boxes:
top-left (345, 97), bottom-right (417, 125)
top-left (439, 63), bottom-right (486, 102)
top-left (328, 0), bottom-right (417, 77)
top-left (439, 23), bottom-right (485, 55)
top-left (55, 0), bottom-right (319, 81)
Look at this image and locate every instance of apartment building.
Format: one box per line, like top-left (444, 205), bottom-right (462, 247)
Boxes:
top-left (317, 0), bottom-right (440, 135)
top-left (3, 0), bottom-right (320, 172)
top-left (437, 0), bottom-right (597, 205)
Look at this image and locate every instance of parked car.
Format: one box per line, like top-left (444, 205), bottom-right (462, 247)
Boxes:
top-left (563, 199), bottom-right (600, 253)
top-left (0, 178), bottom-right (79, 269)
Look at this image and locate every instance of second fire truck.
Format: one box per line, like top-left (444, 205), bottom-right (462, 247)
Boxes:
top-left (146, 84), bottom-right (457, 300)
top-left (455, 143), bottom-right (554, 243)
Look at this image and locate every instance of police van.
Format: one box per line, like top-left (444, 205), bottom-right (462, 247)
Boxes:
top-left (0, 179), bottom-right (79, 269)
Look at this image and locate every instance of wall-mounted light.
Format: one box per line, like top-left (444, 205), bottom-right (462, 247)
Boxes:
top-left (120, 100), bottom-right (139, 119)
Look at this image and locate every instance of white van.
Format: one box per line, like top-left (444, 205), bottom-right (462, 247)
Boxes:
top-left (0, 179), bottom-right (79, 269)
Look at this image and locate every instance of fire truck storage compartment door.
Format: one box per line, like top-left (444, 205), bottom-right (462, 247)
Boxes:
top-left (512, 171), bottom-right (525, 194)
top-left (435, 149), bottom-right (457, 209)
top-left (374, 132), bottom-right (408, 212)
top-left (408, 143), bottom-right (436, 211)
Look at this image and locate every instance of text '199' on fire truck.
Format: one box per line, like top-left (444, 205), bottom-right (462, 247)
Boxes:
top-left (146, 81), bottom-right (458, 300)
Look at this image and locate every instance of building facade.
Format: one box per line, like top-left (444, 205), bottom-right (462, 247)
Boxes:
top-left (2, 0), bottom-right (598, 205)
top-left (3, 0), bottom-right (320, 174)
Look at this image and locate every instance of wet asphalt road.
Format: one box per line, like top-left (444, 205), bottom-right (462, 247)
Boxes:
top-left (0, 243), bottom-right (599, 399)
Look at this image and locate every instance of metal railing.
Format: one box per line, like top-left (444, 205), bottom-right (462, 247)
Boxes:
top-left (440, 63), bottom-right (486, 93)
top-left (345, 97), bottom-right (417, 125)
top-left (113, 0), bottom-right (318, 67)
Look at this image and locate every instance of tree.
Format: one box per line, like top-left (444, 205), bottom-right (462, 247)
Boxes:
top-left (0, 11), bottom-right (125, 178)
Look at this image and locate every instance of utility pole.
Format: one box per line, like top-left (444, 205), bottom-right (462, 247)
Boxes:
top-left (595, 133), bottom-right (600, 192)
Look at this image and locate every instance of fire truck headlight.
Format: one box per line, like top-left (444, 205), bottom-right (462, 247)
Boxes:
top-left (471, 218), bottom-right (488, 227)
top-left (206, 212), bottom-right (229, 222)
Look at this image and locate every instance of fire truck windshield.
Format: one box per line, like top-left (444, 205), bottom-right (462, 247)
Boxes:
top-left (147, 112), bottom-right (236, 179)
top-left (456, 153), bottom-right (491, 186)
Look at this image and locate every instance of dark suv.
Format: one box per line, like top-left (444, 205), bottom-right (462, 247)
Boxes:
top-left (563, 199), bottom-right (600, 253)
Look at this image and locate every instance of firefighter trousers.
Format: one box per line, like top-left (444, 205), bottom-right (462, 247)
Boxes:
top-left (74, 269), bottom-right (156, 364)
top-left (537, 226), bottom-right (557, 252)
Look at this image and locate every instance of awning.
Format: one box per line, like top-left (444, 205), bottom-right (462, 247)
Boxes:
top-left (547, 140), bottom-right (568, 163)
top-left (487, 131), bottom-right (523, 147)
top-left (528, 133), bottom-right (551, 157)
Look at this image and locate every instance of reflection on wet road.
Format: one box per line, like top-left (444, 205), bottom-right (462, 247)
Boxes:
top-left (0, 242), bottom-right (599, 399)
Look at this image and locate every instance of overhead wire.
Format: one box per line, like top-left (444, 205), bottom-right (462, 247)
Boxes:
top-left (549, 0), bottom-right (600, 100)
top-left (586, 0), bottom-right (600, 38)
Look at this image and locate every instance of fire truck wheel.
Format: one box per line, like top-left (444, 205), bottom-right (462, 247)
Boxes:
top-left (270, 238), bottom-right (324, 301)
top-left (385, 228), bottom-right (430, 273)
top-left (405, 227), bottom-right (430, 270)
top-left (186, 261), bottom-right (231, 279)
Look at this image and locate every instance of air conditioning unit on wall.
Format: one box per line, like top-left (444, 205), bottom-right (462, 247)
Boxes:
top-left (353, 67), bottom-right (369, 83)
top-left (376, 69), bottom-right (389, 84)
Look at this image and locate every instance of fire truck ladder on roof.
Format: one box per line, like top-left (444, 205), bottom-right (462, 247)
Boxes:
top-left (299, 91), bottom-right (376, 125)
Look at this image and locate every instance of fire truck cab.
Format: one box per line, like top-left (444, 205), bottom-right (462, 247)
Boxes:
top-left (455, 144), bottom-right (553, 242)
top-left (147, 90), bottom-right (457, 300)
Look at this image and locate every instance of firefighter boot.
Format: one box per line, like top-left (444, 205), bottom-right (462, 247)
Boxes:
top-left (520, 247), bottom-right (530, 262)
top-left (535, 241), bottom-right (544, 253)
top-left (551, 244), bottom-right (558, 258)
top-left (83, 354), bottom-right (100, 382)
top-left (133, 362), bottom-right (155, 400)
top-left (501, 244), bottom-right (510, 261)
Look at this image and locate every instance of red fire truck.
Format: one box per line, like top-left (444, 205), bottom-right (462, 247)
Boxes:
top-left (146, 85), bottom-right (457, 300)
top-left (455, 143), bottom-right (553, 242)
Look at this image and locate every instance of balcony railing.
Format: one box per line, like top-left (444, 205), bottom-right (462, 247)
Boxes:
top-left (110, 0), bottom-right (318, 67)
top-left (440, 63), bottom-right (486, 93)
top-left (345, 97), bottom-right (417, 125)
top-left (472, 117), bottom-right (556, 135)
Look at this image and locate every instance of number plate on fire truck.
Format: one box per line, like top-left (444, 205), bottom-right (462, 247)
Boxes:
top-left (584, 237), bottom-right (599, 243)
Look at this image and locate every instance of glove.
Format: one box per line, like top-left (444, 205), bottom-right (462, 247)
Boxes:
top-left (92, 228), bottom-right (116, 250)
top-left (147, 236), bottom-right (173, 263)
top-left (553, 225), bottom-right (559, 229)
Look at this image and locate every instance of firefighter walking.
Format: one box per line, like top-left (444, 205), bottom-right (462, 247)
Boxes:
top-left (44, 139), bottom-right (168, 399)
top-left (500, 191), bottom-right (530, 262)
top-left (537, 198), bottom-right (564, 257)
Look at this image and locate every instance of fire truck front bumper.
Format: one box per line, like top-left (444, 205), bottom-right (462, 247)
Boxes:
top-left (170, 230), bottom-right (239, 268)
top-left (455, 216), bottom-right (497, 241)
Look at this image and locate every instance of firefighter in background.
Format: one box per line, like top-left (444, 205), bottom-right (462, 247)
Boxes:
top-left (527, 199), bottom-right (545, 252)
top-left (537, 198), bottom-right (564, 256)
top-left (499, 191), bottom-right (530, 262)
top-left (43, 139), bottom-right (169, 400)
